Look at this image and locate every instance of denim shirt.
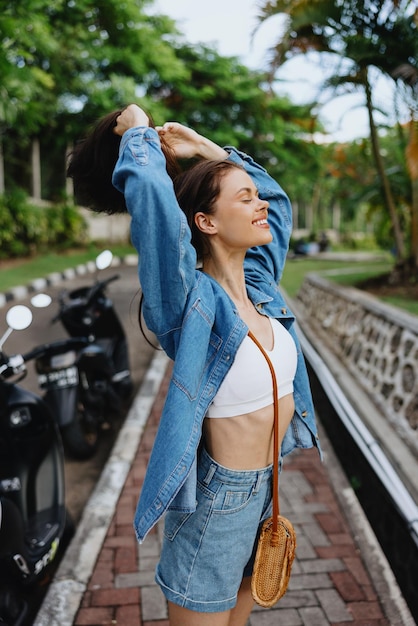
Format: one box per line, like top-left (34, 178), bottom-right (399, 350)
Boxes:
top-left (113, 127), bottom-right (321, 543)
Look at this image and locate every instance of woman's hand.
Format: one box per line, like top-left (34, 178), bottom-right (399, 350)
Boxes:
top-left (114, 104), bottom-right (149, 136)
top-left (157, 122), bottom-right (228, 161)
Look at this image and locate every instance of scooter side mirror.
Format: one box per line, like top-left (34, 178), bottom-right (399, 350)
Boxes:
top-left (31, 293), bottom-right (52, 308)
top-left (6, 305), bottom-right (33, 331)
top-left (1, 306), bottom-right (33, 350)
top-left (96, 250), bottom-right (113, 271)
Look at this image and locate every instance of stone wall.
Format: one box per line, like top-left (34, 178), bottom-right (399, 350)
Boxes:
top-left (296, 273), bottom-right (418, 457)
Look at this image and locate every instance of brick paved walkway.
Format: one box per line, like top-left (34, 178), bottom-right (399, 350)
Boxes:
top-left (67, 359), bottom-right (413, 626)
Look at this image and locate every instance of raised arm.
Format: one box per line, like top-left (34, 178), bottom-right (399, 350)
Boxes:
top-left (112, 108), bottom-right (198, 340)
top-left (114, 105), bottom-right (150, 134)
top-left (156, 121), bottom-right (228, 161)
top-left (112, 107), bottom-right (231, 344)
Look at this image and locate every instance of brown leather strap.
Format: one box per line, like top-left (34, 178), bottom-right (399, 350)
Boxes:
top-left (248, 330), bottom-right (280, 541)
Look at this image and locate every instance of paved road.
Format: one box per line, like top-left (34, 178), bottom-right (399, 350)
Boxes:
top-left (2, 261), bottom-right (156, 525)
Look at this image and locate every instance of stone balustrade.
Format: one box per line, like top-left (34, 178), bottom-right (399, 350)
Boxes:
top-left (296, 273), bottom-right (418, 458)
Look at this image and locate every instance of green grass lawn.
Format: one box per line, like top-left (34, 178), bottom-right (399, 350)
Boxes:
top-left (281, 255), bottom-right (418, 316)
top-left (281, 257), bottom-right (392, 296)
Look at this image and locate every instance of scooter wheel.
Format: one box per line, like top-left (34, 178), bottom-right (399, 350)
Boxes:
top-left (0, 586), bottom-right (27, 626)
top-left (61, 411), bottom-right (99, 460)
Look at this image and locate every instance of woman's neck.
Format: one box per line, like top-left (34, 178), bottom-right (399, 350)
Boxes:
top-left (203, 256), bottom-right (249, 308)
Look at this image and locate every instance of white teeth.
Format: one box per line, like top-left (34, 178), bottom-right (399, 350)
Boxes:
top-left (254, 219), bottom-right (267, 225)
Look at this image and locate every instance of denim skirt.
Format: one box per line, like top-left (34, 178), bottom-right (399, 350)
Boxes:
top-left (155, 447), bottom-right (273, 613)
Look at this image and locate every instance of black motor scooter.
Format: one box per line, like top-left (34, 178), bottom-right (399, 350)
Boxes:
top-left (43, 250), bottom-right (133, 459)
top-left (0, 304), bottom-right (72, 626)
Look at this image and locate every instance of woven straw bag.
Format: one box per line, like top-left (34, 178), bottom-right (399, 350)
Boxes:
top-left (251, 514), bottom-right (296, 607)
top-left (248, 331), bottom-right (297, 608)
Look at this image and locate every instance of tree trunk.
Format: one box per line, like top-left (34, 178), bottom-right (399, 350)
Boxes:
top-left (311, 181), bottom-right (321, 232)
top-left (65, 143), bottom-right (74, 198)
top-left (406, 119), bottom-right (418, 270)
top-left (31, 138), bottom-right (41, 200)
top-left (0, 139), bottom-right (4, 194)
top-left (292, 199), bottom-right (299, 230)
top-left (364, 72), bottom-right (405, 261)
top-left (332, 200), bottom-right (341, 233)
top-left (411, 178), bottom-right (418, 268)
top-left (305, 201), bottom-right (313, 232)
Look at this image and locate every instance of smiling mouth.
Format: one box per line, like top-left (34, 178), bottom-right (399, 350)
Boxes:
top-left (253, 218), bottom-right (269, 226)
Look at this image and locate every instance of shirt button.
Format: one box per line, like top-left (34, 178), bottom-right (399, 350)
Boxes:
top-left (225, 354), bottom-right (230, 361)
top-left (256, 303), bottom-right (263, 310)
top-left (301, 411), bottom-right (308, 418)
top-left (281, 307), bottom-right (287, 315)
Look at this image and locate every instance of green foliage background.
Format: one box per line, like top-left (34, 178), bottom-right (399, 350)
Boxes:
top-left (0, 193), bottom-right (86, 258)
top-left (0, 0), bottom-right (416, 262)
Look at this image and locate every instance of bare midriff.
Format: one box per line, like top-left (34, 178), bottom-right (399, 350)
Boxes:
top-left (203, 392), bottom-right (295, 469)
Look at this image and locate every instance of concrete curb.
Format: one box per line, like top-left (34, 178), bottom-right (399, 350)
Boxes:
top-left (0, 254), bottom-right (139, 309)
top-left (33, 349), bottom-right (169, 626)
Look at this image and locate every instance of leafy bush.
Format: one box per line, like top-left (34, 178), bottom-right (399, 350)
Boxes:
top-left (0, 191), bottom-right (87, 259)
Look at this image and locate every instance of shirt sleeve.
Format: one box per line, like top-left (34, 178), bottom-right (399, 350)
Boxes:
top-left (112, 127), bottom-right (197, 337)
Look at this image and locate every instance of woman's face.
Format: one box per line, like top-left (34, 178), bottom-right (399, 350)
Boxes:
top-left (209, 168), bottom-right (272, 251)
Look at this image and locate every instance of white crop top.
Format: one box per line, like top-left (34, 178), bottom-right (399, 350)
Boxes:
top-left (207, 318), bottom-right (297, 418)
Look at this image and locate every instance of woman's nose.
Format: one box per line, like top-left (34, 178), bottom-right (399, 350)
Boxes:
top-left (258, 198), bottom-right (269, 210)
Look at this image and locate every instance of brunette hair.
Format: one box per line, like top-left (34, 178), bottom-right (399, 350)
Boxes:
top-left (67, 108), bottom-right (180, 214)
top-left (173, 159), bottom-right (244, 261)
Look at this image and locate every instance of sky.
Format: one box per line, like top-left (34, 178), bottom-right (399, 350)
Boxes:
top-left (151, 0), bottom-right (399, 142)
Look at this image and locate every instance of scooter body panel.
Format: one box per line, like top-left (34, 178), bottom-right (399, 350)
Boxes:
top-left (58, 283), bottom-right (132, 389)
top-left (0, 384), bottom-right (66, 588)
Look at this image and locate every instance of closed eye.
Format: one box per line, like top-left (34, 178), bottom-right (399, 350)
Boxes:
top-left (237, 186), bottom-right (259, 199)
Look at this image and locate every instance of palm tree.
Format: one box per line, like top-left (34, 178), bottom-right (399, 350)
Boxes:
top-left (389, 10), bottom-right (418, 272)
top-left (257, 0), bottom-right (417, 272)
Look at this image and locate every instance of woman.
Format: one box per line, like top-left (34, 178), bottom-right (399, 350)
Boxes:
top-left (68, 104), bottom-right (321, 626)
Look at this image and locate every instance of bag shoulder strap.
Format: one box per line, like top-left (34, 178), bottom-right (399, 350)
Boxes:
top-left (248, 330), bottom-right (281, 541)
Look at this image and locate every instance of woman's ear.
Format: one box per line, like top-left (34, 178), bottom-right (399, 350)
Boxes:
top-left (194, 212), bottom-right (217, 235)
